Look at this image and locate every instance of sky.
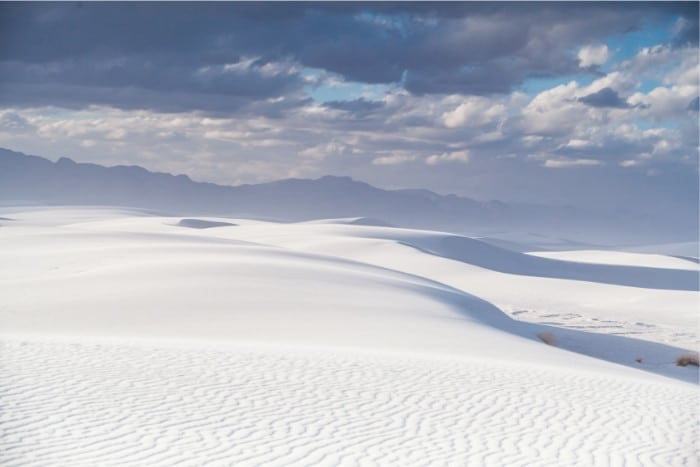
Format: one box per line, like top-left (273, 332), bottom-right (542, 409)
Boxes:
top-left (0, 2), bottom-right (698, 212)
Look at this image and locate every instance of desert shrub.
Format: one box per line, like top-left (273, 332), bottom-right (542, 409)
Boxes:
top-left (537, 331), bottom-right (556, 346)
top-left (676, 352), bottom-right (699, 367)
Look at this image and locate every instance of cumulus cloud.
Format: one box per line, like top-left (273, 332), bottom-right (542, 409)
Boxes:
top-left (578, 44), bottom-right (610, 68)
top-left (629, 84), bottom-right (698, 120)
top-left (520, 82), bottom-right (583, 136)
top-left (0, 2), bottom-right (697, 216)
top-left (563, 139), bottom-right (594, 149)
top-left (425, 150), bottom-right (470, 165)
top-left (442, 96), bottom-right (506, 128)
top-left (372, 154), bottom-right (417, 166)
top-left (298, 141), bottom-right (354, 161)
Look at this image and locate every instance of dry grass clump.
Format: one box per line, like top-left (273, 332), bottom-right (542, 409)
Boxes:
top-left (676, 352), bottom-right (699, 367)
top-left (537, 331), bottom-right (556, 346)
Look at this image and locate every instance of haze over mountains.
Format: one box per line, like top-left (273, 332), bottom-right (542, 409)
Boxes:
top-left (1, 147), bottom-right (696, 245)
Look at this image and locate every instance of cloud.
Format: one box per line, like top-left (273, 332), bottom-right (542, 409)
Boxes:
top-left (543, 158), bottom-right (604, 168)
top-left (629, 84), bottom-right (698, 120)
top-left (620, 159), bottom-right (641, 168)
top-left (520, 82), bottom-right (584, 136)
top-left (578, 44), bottom-right (610, 68)
top-left (298, 141), bottom-right (353, 161)
top-left (577, 87), bottom-right (630, 108)
top-left (0, 2), bottom-right (697, 220)
top-left (372, 154), bottom-right (417, 166)
top-left (0, 1), bottom-right (697, 114)
top-left (672, 16), bottom-right (699, 47)
top-left (425, 150), bottom-right (470, 165)
top-left (442, 96), bottom-right (506, 128)
top-left (0, 111), bottom-right (34, 133)
top-left (323, 98), bottom-right (384, 113)
top-left (563, 139), bottom-right (593, 150)
top-left (0, 56), bottom-right (309, 115)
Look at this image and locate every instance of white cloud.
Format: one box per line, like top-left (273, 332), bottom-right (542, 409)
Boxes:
top-left (473, 131), bottom-right (504, 144)
top-left (203, 130), bottom-right (249, 141)
top-left (622, 44), bottom-right (673, 78)
top-left (563, 139), bottom-right (593, 149)
top-left (442, 96), bottom-right (506, 128)
top-left (217, 57), bottom-right (299, 77)
top-left (425, 150), bottom-right (470, 165)
top-left (629, 85), bottom-right (698, 120)
top-left (298, 141), bottom-right (349, 160)
top-left (578, 44), bottom-right (610, 68)
top-left (580, 71), bottom-right (635, 95)
top-left (521, 135), bottom-right (544, 147)
top-left (372, 154), bottom-right (417, 166)
top-left (543, 158), bottom-right (603, 168)
top-left (652, 138), bottom-right (678, 156)
top-left (520, 82), bottom-right (583, 136)
top-left (0, 112), bottom-right (35, 133)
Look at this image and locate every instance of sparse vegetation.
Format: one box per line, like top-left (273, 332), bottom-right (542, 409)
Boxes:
top-left (675, 352), bottom-right (699, 367)
top-left (537, 331), bottom-right (556, 346)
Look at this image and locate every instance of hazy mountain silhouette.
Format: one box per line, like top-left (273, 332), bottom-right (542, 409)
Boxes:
top-left (0, 148), bottom-right (695, 244)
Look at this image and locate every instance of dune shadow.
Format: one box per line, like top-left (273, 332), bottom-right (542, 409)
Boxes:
top-left (425, 285), bottom-right (699, 384)
top-left (177, 218), bottom-right (238, 229)
top-left (400, 235), bottom-right (699, 291)
top-left (344, 217), bottom-right (395, 227)
top-left (672, 255), bottom-right (699, 264)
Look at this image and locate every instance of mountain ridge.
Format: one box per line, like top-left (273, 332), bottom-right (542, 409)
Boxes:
top-left (0, 147), bottom-right (695, 244)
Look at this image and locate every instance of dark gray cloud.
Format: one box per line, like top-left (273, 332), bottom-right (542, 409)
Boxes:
top-left (0, 2), bottom-right (697, 113)
top-left (687, 97), bottom-right (700, 112)
top-left (0, 82), bottom-right (311, 118)
top-left (673, 15), bottom-right (700, 47)
top-left (323, 99), bottom-right (385, 114)
top-left (0, 2), bottom-right (697, 226)
top-left (578, 87), bottom-right (631, 108)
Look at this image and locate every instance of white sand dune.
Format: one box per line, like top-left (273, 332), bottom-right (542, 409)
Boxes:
top-left (0, 207), bottom-right (698, 466)
top-left (1, 339), bottom-right (696, 467)
top-left (622, 241), bottom-right (699, 259)
top-left (218, 221), bottom-right (699, 350)
top-left (527, 250), bottom-right (699, 270)
top-left (304, 217), bottom-right (396, 227)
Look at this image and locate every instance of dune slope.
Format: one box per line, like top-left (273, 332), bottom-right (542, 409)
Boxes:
top-left (0, 207), bottom-right (697, 466)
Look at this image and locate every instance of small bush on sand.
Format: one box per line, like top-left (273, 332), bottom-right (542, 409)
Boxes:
top-left (537, 331), bottom-right (556, 346)
top-left (676, 352), bottom-right (699, 367)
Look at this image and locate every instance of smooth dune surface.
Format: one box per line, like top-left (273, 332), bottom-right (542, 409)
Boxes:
top-left (0, 206), bottom-right (698, 466)
top-left (527, 250), bottom-right (699, 270)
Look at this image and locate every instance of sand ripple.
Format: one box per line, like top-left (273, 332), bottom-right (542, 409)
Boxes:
top-left (1, 339), bottom-right (696, 466)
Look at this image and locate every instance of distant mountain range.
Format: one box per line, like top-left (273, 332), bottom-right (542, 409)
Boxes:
top-left (0, 147), bottom-right (695, 245)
